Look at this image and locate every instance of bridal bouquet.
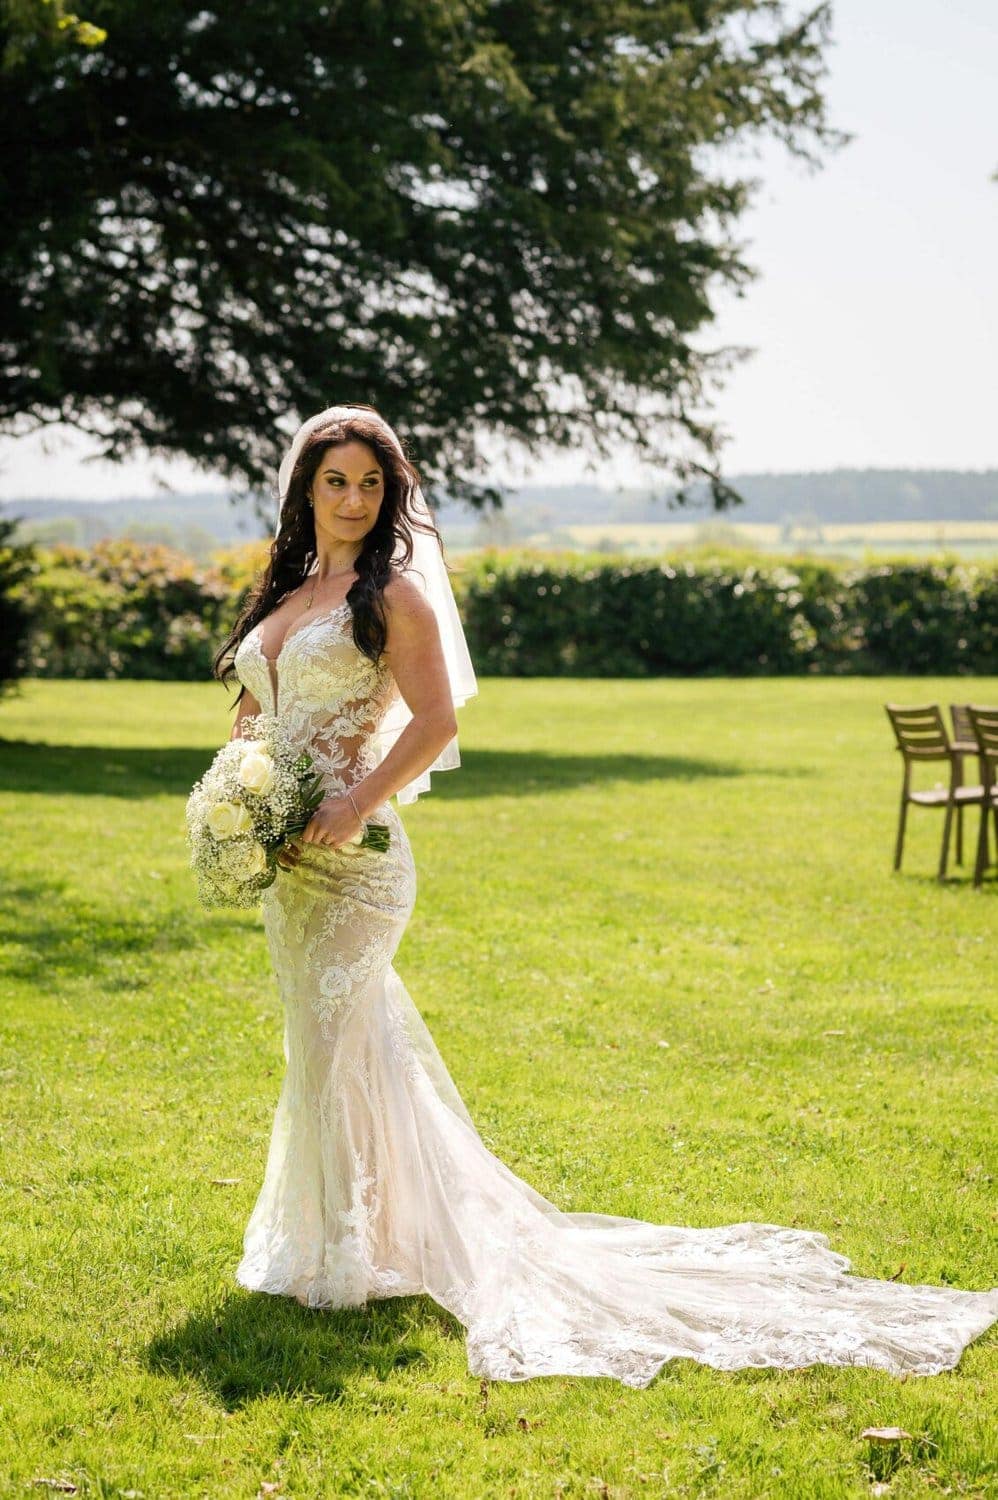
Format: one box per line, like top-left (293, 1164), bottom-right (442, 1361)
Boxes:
top-left (185, 711), bottom-right (390, 910)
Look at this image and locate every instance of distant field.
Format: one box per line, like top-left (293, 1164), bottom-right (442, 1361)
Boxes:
top-left (546, 521), bottom-right (998, 558)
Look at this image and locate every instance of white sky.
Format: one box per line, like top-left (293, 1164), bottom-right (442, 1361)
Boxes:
top-left (1, 0), bottom-right (995, 502)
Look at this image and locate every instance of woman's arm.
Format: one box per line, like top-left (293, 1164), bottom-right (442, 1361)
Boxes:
top-left (229, 686), bottom-right (263, 741)
top-left (348, 572), bottom-right (459, 817)
top-left (294, 574), bottom-right (459, 852)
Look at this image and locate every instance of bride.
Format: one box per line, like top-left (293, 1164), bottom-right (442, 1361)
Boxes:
top-left (214, 403), bottom-right (997, 1387)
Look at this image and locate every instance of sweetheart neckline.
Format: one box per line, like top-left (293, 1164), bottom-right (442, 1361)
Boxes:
top-left (248, 599), bottom-right (352, 666)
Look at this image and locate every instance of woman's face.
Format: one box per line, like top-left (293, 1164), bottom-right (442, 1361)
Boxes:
top-left (309, 440), bottom-right (385, 546)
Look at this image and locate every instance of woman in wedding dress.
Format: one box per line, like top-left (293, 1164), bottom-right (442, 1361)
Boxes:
top-left (215, 403), bottom-right (997, 1387)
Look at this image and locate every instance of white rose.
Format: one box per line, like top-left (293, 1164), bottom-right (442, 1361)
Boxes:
top-left (217, 838), bottom-right (269, 881)
top-left (244, 841), bottom-right (268, 877)
top-left (238, 749), bottom-right (276, 796)
top-left (207, 800), bottom-right (248, 840)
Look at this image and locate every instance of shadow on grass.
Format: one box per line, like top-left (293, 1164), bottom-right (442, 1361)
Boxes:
top-left (0, 737), bottom-right (217, 799)
top-left (432, 748), bottom-right (788, 798)
top-left (901, 869), bottom-right (997, 893)
top-left (0, 873), bottom-right (254, 984)
top-left (0, 739), bottom-right (810, 799)
top-left (146, 1290), bottom-right (465, 1407)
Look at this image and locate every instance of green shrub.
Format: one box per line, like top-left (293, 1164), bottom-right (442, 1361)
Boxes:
top-left (12, 541), bottom-right (997, 679)
top-left (843, 561), bottom-right (992, 674)
top-left (18, 539), bottom-right (233, 680)
top-left (0, 518), bottom-right (38, 696)
top-left (461, 557), bottom-right (997, 677)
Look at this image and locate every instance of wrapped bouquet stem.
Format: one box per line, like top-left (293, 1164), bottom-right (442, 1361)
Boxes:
top-left (185, 711), bottom-right (390, 910)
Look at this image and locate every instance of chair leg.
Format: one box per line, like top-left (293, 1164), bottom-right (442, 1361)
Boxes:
top-left (955, 803), bottom-right (963, 865)
top-left (893, 796), bottom-right (908, 871)
top-left (938, 800), bottom-right (955, 881)
top-left (973, 804), bottom-right (989, 887)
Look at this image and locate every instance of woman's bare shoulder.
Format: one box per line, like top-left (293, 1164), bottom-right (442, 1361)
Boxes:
top-left (382, 570), bottom-right (434, 621)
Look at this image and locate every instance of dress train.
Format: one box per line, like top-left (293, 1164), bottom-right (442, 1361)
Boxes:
top-left (233, 839), bottom-right (998, 1388)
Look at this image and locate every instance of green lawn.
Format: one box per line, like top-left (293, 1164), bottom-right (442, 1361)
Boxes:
top-left (1, 676), bottom-right (995, 1500)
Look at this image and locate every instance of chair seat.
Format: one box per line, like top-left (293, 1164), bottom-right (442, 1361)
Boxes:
top-left (909, 784), bottom-right (988, 806)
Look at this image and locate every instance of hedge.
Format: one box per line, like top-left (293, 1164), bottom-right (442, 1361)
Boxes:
top-left (8, 538), bottom-right (259, 681)
top-left (0, 518), bottom-right (37, 696)
top-left (458, 556), bottom-right (998, 676)
top-left (9, 542), bottom-right (997, 679)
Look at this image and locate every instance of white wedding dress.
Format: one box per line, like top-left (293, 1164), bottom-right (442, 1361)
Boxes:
top-left (230, 602), bottom-right (998, 1386)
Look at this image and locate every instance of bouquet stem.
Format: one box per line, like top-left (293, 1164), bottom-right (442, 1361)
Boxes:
top-left (278, 812), bottom-right (392, 855)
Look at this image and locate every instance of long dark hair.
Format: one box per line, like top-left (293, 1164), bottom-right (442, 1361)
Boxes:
top-left (213, 407), bottom-right (444, 699)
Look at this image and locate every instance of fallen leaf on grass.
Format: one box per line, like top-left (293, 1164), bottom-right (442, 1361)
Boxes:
top-left (888, 1263), bottom-right (906, 1282)
top-left (208, 1177), bottom-right (241, 1186)
top-left (860, 1427), bottom-right (913, 1443)
top-left (30, 1483), bottom-right (77, 1494)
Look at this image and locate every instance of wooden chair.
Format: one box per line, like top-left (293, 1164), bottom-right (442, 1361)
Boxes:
top-left (966, 705), bottom-right (998, 886)
top-left (884, 704), bottom-right (986, 880)
top-left (948, 703), bottom-right (985, 864)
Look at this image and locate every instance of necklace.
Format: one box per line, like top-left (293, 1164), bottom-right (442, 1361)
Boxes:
top-left (304, 559), bottom-right (358, 609)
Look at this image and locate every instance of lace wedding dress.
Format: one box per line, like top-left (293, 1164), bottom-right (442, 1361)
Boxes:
top-left (230, 602), bottom-right (998, 1386)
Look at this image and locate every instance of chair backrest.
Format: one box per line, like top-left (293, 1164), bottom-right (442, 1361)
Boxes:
top-left (950, 703), bottom-right (975, 743)
top-left (966, 705), bottom-right (998, 782)
top-left (884, 703), bottom-right (951, 759)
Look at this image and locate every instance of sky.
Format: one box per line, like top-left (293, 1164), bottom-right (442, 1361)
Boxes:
top-left (1, 0), bottom-right (995, 502)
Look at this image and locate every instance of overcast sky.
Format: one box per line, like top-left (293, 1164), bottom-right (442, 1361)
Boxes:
top-left (1, 0), bottom-right (995, 501)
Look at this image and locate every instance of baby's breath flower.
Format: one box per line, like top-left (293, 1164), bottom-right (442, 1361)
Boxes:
top-left (185, 711), bottom-right (327, 911)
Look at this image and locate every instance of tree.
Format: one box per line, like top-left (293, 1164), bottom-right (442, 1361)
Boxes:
top-left (1, 1), bottom-right (848, 517)
top-left (1, 0), bottom-right (106, 71)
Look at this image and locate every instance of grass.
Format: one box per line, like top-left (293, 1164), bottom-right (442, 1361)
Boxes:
top-left (1, 674), bottom-right (996, 1499)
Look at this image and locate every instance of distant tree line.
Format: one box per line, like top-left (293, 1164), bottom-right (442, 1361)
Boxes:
top-left (3, 468), bottom-right (997, 559)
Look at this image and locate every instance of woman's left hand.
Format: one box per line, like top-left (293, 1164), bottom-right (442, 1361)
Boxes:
top-left (299, 795), bottom-right (364, 851)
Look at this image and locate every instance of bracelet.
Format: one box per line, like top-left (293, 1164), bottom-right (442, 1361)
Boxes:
top-left (346, 790), bottom-right (364, 826)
